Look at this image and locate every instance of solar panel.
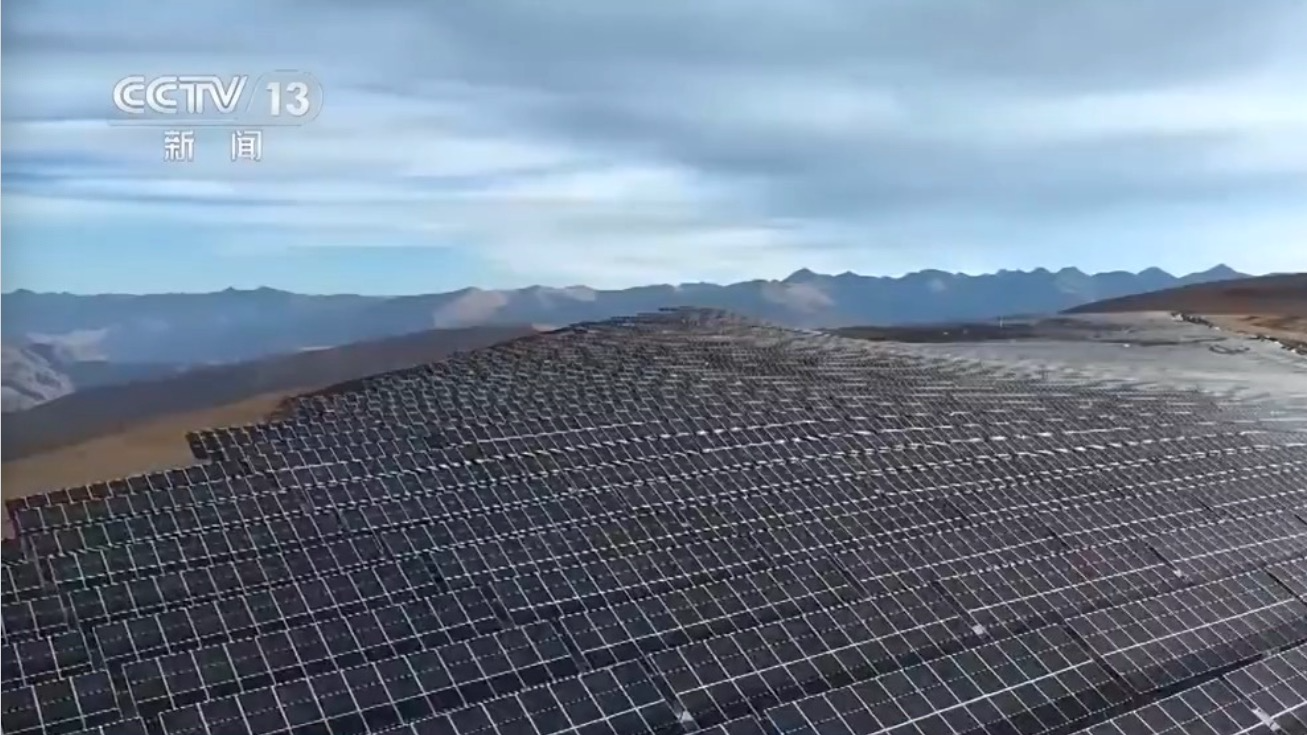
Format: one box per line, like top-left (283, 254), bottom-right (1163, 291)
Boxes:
top-left (1268, 556), bottom-right (1307, 599)
top-left (72, 716), bottom-right (152, 735)
top-left (1073, 643), bottom-right (1307, 734)
top-left (1223, 642), bottom-right (1307, 732)
top-left (1, 629), bottom-right (95, 690)
top-left (688, 715), bottom-right (770, 735)
top-left (766, 626), bottom-right (1128, 735)
top-left (3, 308), bottom-right (1306, 735)
top-left (90, 554), bottom-right (450, 669)
top-left (1, 669), bottom-right (120, 735)
top-left (1147, 514), bottom-right (1307, 582)
top-left (3, 559), bottom-right (46, 604)
top-left (1071, 678), bottom-right (1262, 735)
top-left (124, 587), bottom-right (505, 720)
top-left (2, 593), bottom-right (72, 643)
top-left (554, 557), bottom-right (860, 670)
top-left (937, 539), bottom-right (1182, 635)
top-left (647, 586), bottom-right (973, 727)
top-left (1067, 572), bottom-right (1307, 695)
top-left (398, 662), bottom-right (681, 735)
top-left (3, 536), bottom-right (25, 558)
top-left (155, 625), bottom-right (582, 735)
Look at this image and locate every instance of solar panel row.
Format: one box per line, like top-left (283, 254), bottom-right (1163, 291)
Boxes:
top-left (5, 543), bottom-right (438, 643)
top-left (767, 625), bottom-right (1129, 735)
top-left (1080, 641), bottom-right (1307, 734)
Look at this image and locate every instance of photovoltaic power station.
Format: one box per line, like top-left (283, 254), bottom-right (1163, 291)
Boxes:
top-left (3, 309), bottom-right (1306, 735)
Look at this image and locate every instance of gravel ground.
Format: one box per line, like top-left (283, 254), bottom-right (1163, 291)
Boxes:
top-left (856, 312), bottom-right (1307, 423)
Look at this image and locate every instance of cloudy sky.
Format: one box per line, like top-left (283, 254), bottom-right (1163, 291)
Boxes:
top-left (3, 0), bottom-right (1305, 294)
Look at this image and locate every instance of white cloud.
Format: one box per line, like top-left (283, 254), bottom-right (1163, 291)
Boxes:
top-left (981, 78), bottom-right (1307, 143)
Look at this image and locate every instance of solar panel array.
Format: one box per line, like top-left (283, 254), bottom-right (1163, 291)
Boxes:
top-left (4, 307), bottom-right (1307, 735)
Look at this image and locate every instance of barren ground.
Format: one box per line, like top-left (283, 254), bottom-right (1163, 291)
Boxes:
top-left (2, 392), bottom-right (294, 536)
top-left (873, 312), bottom-right (1307, 410)
top-left (1205, 313), bottom-right (1307, 342)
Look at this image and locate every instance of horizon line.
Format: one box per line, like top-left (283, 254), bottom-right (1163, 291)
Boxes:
top-left (0, 263), bottom-right (1256, 298)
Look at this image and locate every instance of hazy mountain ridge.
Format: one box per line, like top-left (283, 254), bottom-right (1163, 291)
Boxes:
top-left (2, 344), bottom-right (74, 412)
top-left (2, 343), bottom-right (182, 412)
top-left (2, 324), bottom-right (538, 461)
top-left (2, 265), bottom-right (1247, 368)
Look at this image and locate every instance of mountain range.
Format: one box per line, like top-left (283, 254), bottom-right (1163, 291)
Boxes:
top-left (1, 343), bottom-right (182, 412)
top-left (3, 265), bottom-right (1247, 367)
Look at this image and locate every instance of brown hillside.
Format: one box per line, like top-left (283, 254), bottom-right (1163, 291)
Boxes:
top-left (1064, 273), bottom-right (1307, 318)
top-left (1, 392), bottom-right (292, 502)
top-left (2, 324), bottom-right (536, 462)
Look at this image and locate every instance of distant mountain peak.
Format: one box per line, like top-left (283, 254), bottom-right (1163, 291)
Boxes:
top-left (1199, 264), bottom-right (1240, 278)
top-left (219, 286), bottom-right (291, 295)
top-left (782, 268), bottom-right (821, 283)
top-left (904, 268), bottom-right (953, 280)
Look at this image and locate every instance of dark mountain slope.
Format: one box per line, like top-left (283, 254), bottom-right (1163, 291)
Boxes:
top-left (1065, 273), bottom-right (1307, 317)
